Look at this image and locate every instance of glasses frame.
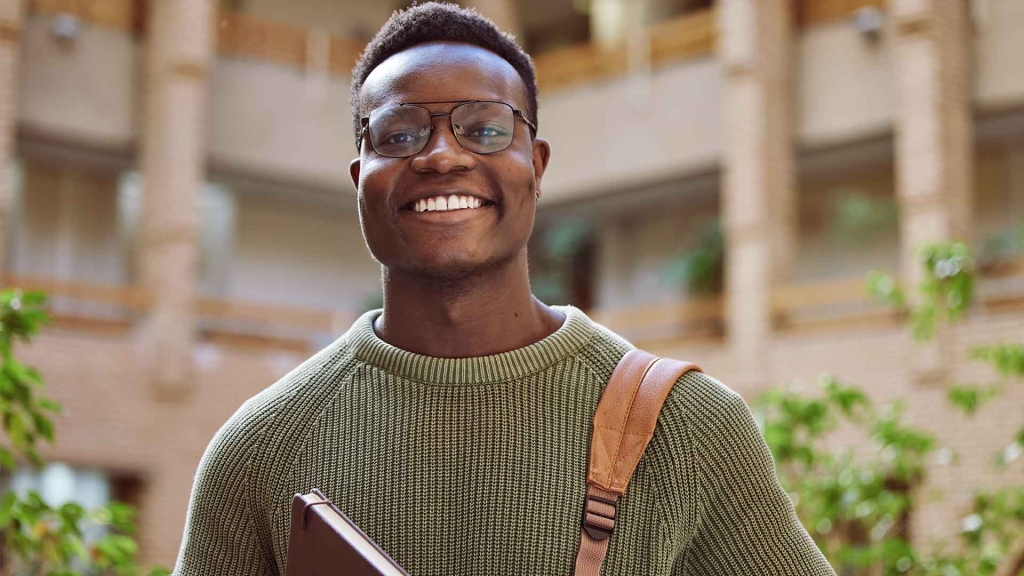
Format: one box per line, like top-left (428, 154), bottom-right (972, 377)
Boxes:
top-left (357, 99), bottom-right (538, 158)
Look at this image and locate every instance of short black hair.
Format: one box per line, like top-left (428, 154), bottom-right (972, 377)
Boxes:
top-left (350, 2), bottom-right (538, 143)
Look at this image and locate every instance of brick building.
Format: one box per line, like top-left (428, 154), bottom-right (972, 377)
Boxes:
top-left (0, 0), bottom-right (1022, 568)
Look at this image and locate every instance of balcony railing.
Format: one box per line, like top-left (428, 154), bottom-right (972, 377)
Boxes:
top-left (591, 257), bottom-right (1024, 345)
top-left (797, 0), bottom-right (885, 26)
top-left (589, 295), bottom-right (725, 345)
top-left (216, 11), bottom-right (365, 77)
top-left (4, 256), bottom-right (1022, 352)
top-left (28, 0), bottom-right (885, 93)
top-left (0, 273), bottom-right (356, 354)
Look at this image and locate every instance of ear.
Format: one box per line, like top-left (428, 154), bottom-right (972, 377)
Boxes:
top-left (531, 137), bottom-right (551, 200)
top-left (349, 158), bottom-right (361, 191)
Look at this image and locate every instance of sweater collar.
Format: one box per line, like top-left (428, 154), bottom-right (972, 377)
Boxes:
top-left (347, 305), bottom-right (595, 385)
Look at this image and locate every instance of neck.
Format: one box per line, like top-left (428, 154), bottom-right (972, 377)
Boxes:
top-left (373, 252), bottom-right (565, 358)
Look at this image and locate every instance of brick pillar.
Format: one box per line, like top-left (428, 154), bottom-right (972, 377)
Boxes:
top-left (0, 0), bottom-right (23, 270)
top-left (138, 0), bottom-right (215, 398)
top-left (462, 0), bottom-right (522, 41)
top-left (718, 0), bottom-right (796, 391)
top-left (891, 0), bottom-right (973, 380)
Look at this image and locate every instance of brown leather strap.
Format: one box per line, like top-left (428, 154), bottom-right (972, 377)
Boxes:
top-left (573, 349), bottom-right (701, 576)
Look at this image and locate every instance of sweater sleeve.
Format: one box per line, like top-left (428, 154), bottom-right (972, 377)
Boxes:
top-left (172, 412), bottom-right (277, 576)
top-left (678, 380), bottom-right (836, 575)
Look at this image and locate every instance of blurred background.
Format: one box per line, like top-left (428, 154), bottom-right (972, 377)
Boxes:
top-left (0, 0), bottom-right (1022, 572)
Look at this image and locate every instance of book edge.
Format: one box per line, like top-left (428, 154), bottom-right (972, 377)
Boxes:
top-left (297, 491), bottom-right (408, 576)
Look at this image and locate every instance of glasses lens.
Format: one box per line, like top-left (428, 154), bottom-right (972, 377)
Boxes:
top-left (367, 105), bottom-right (432, 158)
top-left (451, 102), bottom-right (515, 154)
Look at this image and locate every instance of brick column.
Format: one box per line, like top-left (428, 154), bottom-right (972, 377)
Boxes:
top-left (891, 0), bottom-right (973, 379)
top-left (0, 0), bottom-right (23, 270)
top-left (462, 0), bottom-right (522, 40)
top-left (138, 0), bottom-right (215, 398)
top-left (718, 0), bottom-right (796, 391)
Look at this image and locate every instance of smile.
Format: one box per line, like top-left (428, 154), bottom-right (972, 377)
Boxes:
top-left (406, 194), bottom-right (490, 213)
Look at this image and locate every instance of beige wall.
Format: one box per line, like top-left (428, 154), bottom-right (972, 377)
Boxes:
top-left (17, 18), bottom-right (136, 147)
top-left (797, 20), bottom-right (895, 148)
top-left (539, 56), bottom-right (724, 204)
top-left (207, 59), bottom-right (356, 191)
top-left (226, 193), bottom-right (380, 311)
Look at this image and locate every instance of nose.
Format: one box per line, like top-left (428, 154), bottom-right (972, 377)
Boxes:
top-left (409, 116), bottom-right (477, 174)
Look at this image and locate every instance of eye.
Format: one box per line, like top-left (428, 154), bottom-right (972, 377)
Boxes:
top-left (466, 124), bottom-right (508, 138)
top-left (379, 126), bottom-right (429, 146)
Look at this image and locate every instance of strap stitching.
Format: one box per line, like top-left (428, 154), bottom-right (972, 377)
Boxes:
top-left (599, 354), bottom-right (658, 488)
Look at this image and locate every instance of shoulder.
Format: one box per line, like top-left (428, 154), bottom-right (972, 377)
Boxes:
top-left (197, 332), bottom-right (362, 478)
top-left (574, 311), bottom-right (750, 433)
top-left (661, 370), bottom-right (752, 440)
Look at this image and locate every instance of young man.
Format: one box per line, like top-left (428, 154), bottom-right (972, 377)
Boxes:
top-left (173, 3), bottom-right (835, 575)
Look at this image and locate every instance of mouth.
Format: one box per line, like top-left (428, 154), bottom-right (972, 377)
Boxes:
top-left (401, 193), bottom-right (496, 215)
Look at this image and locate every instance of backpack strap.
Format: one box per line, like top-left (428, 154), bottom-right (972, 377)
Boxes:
top-left (573, 349), bottom-right (701, 576)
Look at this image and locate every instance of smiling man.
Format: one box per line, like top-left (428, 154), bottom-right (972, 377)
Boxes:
top-left (172, 3), bottom-right (835, 575)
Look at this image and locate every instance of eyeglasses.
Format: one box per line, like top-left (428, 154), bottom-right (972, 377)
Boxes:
top-left (358, 100), bottom-right (537, 158)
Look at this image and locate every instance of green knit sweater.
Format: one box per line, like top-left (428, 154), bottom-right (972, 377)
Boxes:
top-left (172, 307), bottom-right (836, 575)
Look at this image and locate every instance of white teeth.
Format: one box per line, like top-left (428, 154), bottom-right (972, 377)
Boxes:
top-left (413, 195), bottom-right (486, 212)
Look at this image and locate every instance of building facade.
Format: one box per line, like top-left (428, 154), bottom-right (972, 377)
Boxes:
top-left (0, 0), bottom-right (1022, 567)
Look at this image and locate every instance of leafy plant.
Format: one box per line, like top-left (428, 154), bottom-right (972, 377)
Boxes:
top-left (756, 375), bottom-right (932, 574)
top-left (866, 241), bottom-right (975, 340)
top-left (0, 288), bottom-right (168, 576)
top-left (978, 224), bottom-right (1024, 267)
top-left (531, 218), bottom-right (594, 306)
top-left (663, 218), bottom-right (724, 295)
top-left (760, 240), bottom-right (1024, 574)
top-left (830, 191), bottom-right (900, 246)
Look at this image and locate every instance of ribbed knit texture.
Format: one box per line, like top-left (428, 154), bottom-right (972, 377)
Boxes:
top-left (172, 306), bottom-right (836, 576)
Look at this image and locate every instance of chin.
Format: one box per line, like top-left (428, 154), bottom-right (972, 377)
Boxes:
top-left (399, 250), bottom-right (510, 283)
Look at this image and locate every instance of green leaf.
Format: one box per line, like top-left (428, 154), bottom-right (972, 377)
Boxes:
top-left (37, 397), bottom-right (62, 413)
top-left (0, 446), bottom-right (16, 471)
top-left (58, 502), bottom-right (86, 525)
top-left (18, 291), bottom-right (47, 306)
top-left (0, 490), bottom-right (17, 525)
top-left (971, 344), bottom-right (1024, 377)
top-left (947, 386), bottom-right (985, 415)
top-left (865, 271), bottom-right (905, 309)
top-left (32, 411), bottom-right (56, 442)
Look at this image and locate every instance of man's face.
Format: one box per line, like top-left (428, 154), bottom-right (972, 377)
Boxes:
top-left (350, 42), bottom-right (550, 281)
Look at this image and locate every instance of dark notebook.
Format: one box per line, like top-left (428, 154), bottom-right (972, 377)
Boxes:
top-left (285, 489), bottom-right (409, 576)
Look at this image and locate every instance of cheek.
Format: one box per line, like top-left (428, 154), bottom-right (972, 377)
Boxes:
top-left (358, 156), bottom-right (392, 197)
top-left (355, 158), bottom-right (403, 258)
top-left (494, 146), bottom-right (537, 196)
top-left (357, 157), bottom-right (400, 217)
